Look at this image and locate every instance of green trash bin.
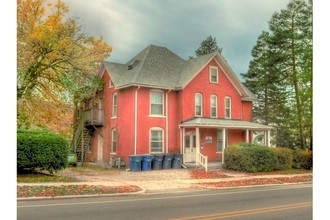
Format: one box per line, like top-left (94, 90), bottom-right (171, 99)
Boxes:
top-left (129, 155), bottom-right (143, 172)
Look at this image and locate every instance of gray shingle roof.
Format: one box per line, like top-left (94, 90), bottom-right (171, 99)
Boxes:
top-left (180, 118), bottom-right (272, 130)
top-left (102, 44), bottom-right (257, 100)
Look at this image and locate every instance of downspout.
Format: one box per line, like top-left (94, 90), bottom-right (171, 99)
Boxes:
top-left (134, 86), bottom-right (141, 155)
top-left (165, 90), bottom-right (172, 153)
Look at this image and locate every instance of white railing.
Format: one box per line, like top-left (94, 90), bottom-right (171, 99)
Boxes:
top-left (197, 152), bottom-right (208, 171)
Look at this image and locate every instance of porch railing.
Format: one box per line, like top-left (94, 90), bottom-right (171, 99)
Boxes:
top-left (197, 152), bottom-right (208, 171)
top-left (83, 109), bottom-right (104, 126)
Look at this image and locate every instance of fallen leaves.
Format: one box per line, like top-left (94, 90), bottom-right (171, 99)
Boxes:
top-left (190, 170), bottom-right (229, 179)
top-left (198, 175), bottom-right (312, 188)
top-left (17, 185), bottom-right (142, 198)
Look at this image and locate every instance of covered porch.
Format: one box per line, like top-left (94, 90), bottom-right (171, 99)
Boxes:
top-left (179, 118), bottom-right (272, 171)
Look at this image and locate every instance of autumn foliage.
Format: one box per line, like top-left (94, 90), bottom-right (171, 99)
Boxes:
top-left (17, 0), bottom-right (112, 138)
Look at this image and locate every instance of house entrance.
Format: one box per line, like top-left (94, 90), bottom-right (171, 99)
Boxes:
top-left (184, 132), bottom-right (196, 163)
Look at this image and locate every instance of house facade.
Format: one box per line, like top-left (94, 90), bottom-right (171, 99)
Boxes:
top-left (72, 45), bottom-right (272, 168)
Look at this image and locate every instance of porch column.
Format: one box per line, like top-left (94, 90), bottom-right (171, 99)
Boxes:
top-left (222, 128), bottom-right (226, 164)
top-left (267, 130), bottom-right (271, 147)
top-left (196, 127), bottom-right (200, 165)
top-left (245, 129), bottom-right (250, 143)
top-left (180, 128), bottom-right (186, 154)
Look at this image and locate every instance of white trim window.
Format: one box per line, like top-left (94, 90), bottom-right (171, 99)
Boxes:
top-left (209, 66), bottom-right (219, 84)
top-left (217, 130), bottom-right (223, 152)
top-left (150, 128), bottom-right (163, 153)
top-left (210, 95), bottom-right (218, 118)
top-left (111, 129), bottom-right (117, 153)
top-left (195, 93), bottom-right (203, 117)
top-left (150, 90), bottom-right (164, 116)
top-left (225, 96), bottom-right (231, 119)
top-left (112, 93), bottom-right (117, 118)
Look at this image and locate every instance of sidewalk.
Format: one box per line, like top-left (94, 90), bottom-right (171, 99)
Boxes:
top-left (17, 168), bottom-right (312, 200)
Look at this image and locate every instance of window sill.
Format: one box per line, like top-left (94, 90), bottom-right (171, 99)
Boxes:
top-left (111, 116), bottom-right (117, 119)
top-left (216, 151), bottom-right (223, 154)
top-left (148, 115), bottom-right (166, 118)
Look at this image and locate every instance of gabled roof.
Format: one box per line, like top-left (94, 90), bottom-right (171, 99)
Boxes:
top-left (99, 44), bottom-right (257, 101)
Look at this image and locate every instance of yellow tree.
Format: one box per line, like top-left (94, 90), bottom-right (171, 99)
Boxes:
top-left (17, 0), bottom-right (112, 138)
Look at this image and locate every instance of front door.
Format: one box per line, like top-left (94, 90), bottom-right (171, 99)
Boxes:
top-left (184, 132), bottom-right (196, 163)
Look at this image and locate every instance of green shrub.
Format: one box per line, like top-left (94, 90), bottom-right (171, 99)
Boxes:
top-left (17, 129), bottom-right (69, 173)
top-left (224, 145), bottom-right (277, 172)
top-left (273, 147), bottom-right (293, 170)
top-left (292, 149), bottom-right (313, 170)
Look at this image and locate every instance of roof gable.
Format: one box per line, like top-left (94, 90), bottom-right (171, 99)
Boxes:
top-left (100, 44), bottom-right (257, 101)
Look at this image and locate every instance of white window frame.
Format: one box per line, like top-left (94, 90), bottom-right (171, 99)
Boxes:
top-left (210, 95), bottom-right (218, 118)
top-left (111, 129), bottom-right (117, 154)
top-left (225, 96), bottom-right (231, 119)
top-left (149, 127), bottom-right (164, 153)
top-left (112, 93), bottom-right (117, 118)
top-left (109, 79), bottom-right (114, 88)
top-left (216, 130), bottom-right (223, 152)
top-left (209, 66), bottom-right (219, 84)
top-left (150, 90), bottom-right (164, 116)
top-left (195, 93), bottom-right (203, 117)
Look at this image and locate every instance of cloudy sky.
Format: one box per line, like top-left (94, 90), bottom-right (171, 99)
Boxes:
top-left (63, 0), bottom-right (291, 80)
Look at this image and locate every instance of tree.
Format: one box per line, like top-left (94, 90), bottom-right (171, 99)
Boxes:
top-left (17, 0), bottom-right (112, 138)
top-left (242, 0), bottom-right (312, 149)
top-left (195, 35), bottom-right (222, 57)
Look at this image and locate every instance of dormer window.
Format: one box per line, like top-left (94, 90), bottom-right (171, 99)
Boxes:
top-left (209, 66), bottom-right (218, 84)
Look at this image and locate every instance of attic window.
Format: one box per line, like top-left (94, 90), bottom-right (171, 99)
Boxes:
top-left (128, 60), bottom-right (140, 70)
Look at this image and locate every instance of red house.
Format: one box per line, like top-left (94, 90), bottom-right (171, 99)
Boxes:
top-left (72, 45), bottom-right (271, 169)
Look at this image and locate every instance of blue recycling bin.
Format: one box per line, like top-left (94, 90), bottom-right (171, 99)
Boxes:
top-left (172, 154), bottom-right (183, 169)
top-left (152, 154), bottom-right (164, 170)
top-left (162, 154), bottom-right (174, 169)
top-left (129, 155), bottom-right (143, 172)
top-left (142, 155), bottom-right (154, 171)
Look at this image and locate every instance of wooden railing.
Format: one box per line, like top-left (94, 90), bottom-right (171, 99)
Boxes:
top-left (197, 152), bottom-right (208, 171)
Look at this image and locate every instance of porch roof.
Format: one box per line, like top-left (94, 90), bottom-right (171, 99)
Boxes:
top-left (180, 118), bottom-right (272, 130)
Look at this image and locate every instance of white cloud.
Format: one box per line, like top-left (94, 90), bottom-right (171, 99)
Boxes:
top-left (64, 0), bottom-right (291, 75)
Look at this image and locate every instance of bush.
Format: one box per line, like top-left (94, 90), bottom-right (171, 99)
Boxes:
top-left (17, 129), bottom-right (69, 173)
top-left (224, 145), bottom-right (277, 172)
top-left (273, 147), bottom-right (293, 170)
top-left (292, 149), bottom-right (313, 170)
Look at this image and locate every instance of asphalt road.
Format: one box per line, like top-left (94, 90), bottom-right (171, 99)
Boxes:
top-left (17, 184), bottom-right (312, 220)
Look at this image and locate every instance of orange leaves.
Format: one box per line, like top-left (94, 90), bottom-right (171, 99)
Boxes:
top-left (17, 0), bottom-right (112, 137)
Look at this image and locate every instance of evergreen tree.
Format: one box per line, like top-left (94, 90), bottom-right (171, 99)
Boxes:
top-left (195, 35), bottom-right (221, 57)
top-left (242, 0), bottom-right (312, 149)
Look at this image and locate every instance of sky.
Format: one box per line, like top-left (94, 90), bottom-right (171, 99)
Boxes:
top-left (63, 0), bottom-right (291, 80)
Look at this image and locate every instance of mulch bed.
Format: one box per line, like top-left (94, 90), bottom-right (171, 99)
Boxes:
top-left (198, 175), bottom-right (312, 188)
top-left (17, 185), bottom-right (142, 198)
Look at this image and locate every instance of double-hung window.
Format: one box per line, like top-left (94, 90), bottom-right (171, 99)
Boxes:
top-left (209, 66), bottom-right (219, 83)
top-left (225, 96), bottom-right (231, 119)
top-left (111, 129), bottom-right (117, 153)
top-left (210, 95), bottom-right (218, 118)
top-left (195, 93), bottom-right (203, 117)
top-left (150, 91), bottom-right (163, 115)
top-left (112, 93), bottom-right (117, 117)
top-left (150, 128), bottom-right (163, 153)
top-left (217, 130), bottom-right (223, 152)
